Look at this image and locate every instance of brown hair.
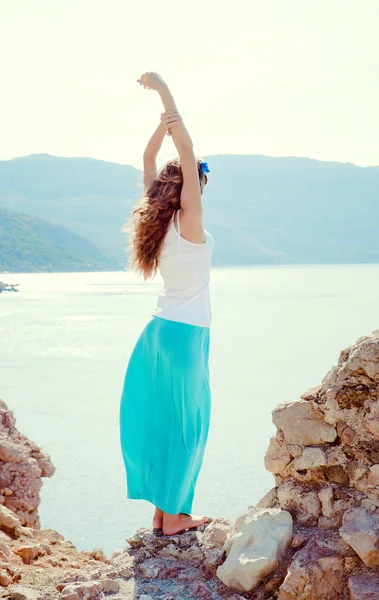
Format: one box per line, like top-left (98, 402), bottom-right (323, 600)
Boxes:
top-left (126, 157), bottom-right (208, 280)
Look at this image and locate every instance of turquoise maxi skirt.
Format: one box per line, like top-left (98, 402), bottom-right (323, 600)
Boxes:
top-left (119, 315), bottom-right (211, 515)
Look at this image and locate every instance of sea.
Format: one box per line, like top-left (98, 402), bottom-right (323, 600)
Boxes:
top-left (1, 265), bottom-right (378, 556)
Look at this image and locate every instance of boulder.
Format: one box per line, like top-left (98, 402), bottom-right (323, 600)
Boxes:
top-left (272, 401), bottom-right (337, 446)
top-left (339, 507), bottom-right (379, 567)
top-left (217, 507), bottom-right (292, 591)
top-left (265, 437), bottom-right (292, 473)
top-left (278, 541), bottom-right (344, 600)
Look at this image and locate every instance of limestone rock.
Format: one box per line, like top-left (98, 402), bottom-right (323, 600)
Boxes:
top-left (201, 517), bottom-right (231, 548)
top-left (217, 507), bottom-right (292, 592)
top-left (348, 573), bottom-right (379, 600)
top-left (0, 504), bottom-right (21, 533)
top-left (278, 541), bottom-right (344, 600)
top-left (365, 415), bottom-right (379, 439)
top-left (336, 421), bottom-right (356, 445)
top-left (272, 401), bottom-right (337, 446)
top-left (292, 447), bottom-right (327, 470)
top-left (101, 578), bottom-right (120, 593)
top-left (0, 399), bottom-right (55, 528)
top-left (339, 507), bottom-right (379, 567)
top-left (15, 544), bottom-right (40, 564)
top-left (256, 487), bottom-right (278, 509)
top-left (265, 436), bottom-right (292, 474)
top-left (318, 486), bottom-right (334, 518)
top-left (0, 569), bottom-right (12, 587)
top-left (277, 480), bottom-right (321, 523)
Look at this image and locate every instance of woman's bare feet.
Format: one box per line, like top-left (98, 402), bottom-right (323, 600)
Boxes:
top-left (152, 507), bottom-right (164, 530)
top-left (162, 512), bottom-right (211, 536)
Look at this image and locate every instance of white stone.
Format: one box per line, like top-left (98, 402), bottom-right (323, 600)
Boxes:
top-left (216, 507), bottom-right (293, 592)
top-left (293, 447), bottom-right (327, 470)
top-left (318, 486), bottom-right (334, 518)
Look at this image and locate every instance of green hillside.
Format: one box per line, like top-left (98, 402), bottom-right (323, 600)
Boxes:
top-left (0, 206), bottom-right (119, 273)
top-left (0, 153), bottom-right (379, 267)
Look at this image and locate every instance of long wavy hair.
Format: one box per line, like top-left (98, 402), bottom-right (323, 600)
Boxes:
top-left (126, 157), bottom-right (208, 280)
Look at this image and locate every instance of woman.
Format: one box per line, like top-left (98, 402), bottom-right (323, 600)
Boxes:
top-left (119, 72), bottom-right (214, 536)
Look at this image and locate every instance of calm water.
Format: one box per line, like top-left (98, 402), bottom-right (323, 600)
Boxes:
top-left (1, 266), bottom-right (378, 555)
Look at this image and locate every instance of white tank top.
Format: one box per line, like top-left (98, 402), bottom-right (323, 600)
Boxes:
top-left (152, 210), bottom-right (214, 328)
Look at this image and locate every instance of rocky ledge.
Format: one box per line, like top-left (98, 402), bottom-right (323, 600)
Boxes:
top-left (1, 329), bottom-right (379, 600)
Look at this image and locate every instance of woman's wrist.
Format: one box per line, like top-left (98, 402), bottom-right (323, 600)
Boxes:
top-left (157, 82), bottom-right (169, 94)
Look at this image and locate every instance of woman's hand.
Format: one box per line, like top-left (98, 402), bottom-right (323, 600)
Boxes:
top-left (161, 110), bottom-right (182, 137)
top-left (137, 71), bottom-right (167, 92)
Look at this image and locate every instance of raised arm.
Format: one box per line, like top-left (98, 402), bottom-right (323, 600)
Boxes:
top-left (142, 123), bottom-right (166, 193)
top-left (137, 72), bottom-right (205, 243)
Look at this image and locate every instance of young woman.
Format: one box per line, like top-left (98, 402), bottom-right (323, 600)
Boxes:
top-left (119, 72), bottom-right (214, 536)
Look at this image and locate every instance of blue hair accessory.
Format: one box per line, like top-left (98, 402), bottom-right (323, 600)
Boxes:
top-left (199, 161), bottom-right (210, 175)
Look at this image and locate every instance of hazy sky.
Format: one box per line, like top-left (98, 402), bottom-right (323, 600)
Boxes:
top-left (1, 0), bottom-right (378, 170)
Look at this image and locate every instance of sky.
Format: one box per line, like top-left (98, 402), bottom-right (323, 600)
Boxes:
top-left (1, 0), bottom-right (378, 170)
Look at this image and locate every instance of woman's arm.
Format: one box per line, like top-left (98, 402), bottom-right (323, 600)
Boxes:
top-left (138, 73), bottom-right (203, 226)
top-left (159, 83), bottom-right (204, 242)
top-left (142, 122), bottom-right (166, 192)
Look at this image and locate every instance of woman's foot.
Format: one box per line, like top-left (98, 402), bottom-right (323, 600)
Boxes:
top-left (162, 512), bottom-right (211, 536)
top-left (152, 507), bottom-right (164, 530)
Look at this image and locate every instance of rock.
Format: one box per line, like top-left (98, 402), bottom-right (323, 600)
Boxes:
top-left (346, 460), bottom-right (368, 482)
top-left (0, 504), bottom-right (22, 532)
top-left (301, 386), bottom-right (322, 401)
top-left (336, 421), bottom-right (356, 445)
top-left (0, 569), bottom-right (12, 586)
top-left (293, 447), bottom-right (327, 470)
top-left (278, 541), bottom-right (344, 600)
top-left (202, 518), bottom-right (232, 548)
top-left (365, 416), bottom-right (379, 439)
top-left (339, 507), bottom-right (379, 567)
top-left (318, 486), bottom-right (334, 518)
top-left (84, 546), bottom-right (110, 563)
top-left (111, 552), bottom-right (134, 578)
top-left (139, 596), bottom-right (154, 600)
top-left (290, 533), bottom-right (308, 549)
top-left (325, 464), bottom-right (350, 485)
top-left (101, 578), bottom-right (120, 592)
top-left (138, 557), bottom-right (181, 578)
top-left (60, 586), bottom-right (81, 600)
top-left (318, 515), bottom-right (342, 529)
top-left (0, 540), bottom-right (11, 559)
top-left (2, 584), bottom-right (44, 600)
top-left (217, 507), bottom-right (292, 592)
top-left (0, 440), bottom-right (27, 463)
top-left (272, 401), bottom-right (337, 446)
top-left (348, 573), bottom-right (379, 599)
top-left (288, 444), bottom-right (303, 458)
top-left (192, 580), bottom-right (211, 598)
top-left (277, 480), bottom-right (321, 523)
top-left (15, 544), bottom-right (40, 564)
top-left (0, 399), bottom-right (54, 527)
top-left (257, 487), bottom-right (278, 509)
top-left (61, 581), bottom-right (103, 599)
top-left (265, 436), bottom-right (292, 473)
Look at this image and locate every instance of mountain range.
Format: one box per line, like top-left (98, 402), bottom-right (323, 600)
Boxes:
top-left (0, 153), bottom-right (378, 272)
